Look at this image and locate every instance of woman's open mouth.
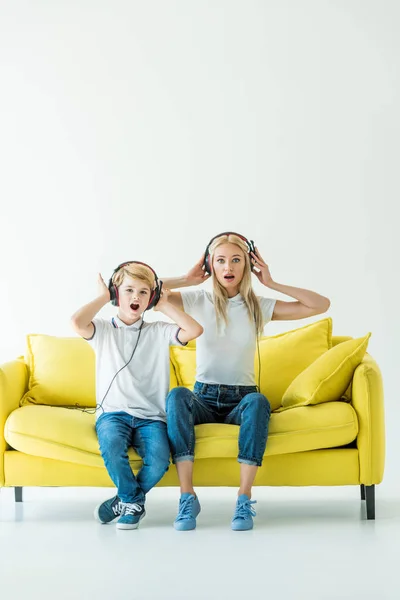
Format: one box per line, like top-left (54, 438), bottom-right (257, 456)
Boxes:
top-left (224, 275), bottom-right (235, 281)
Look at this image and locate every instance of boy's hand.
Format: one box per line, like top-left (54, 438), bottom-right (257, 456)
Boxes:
top-left (153, 287), bottom-right (171, 311)
top-left (185, 255), bottom-right (211, 286)
top-left (98, 273), bottom-right (110, 300)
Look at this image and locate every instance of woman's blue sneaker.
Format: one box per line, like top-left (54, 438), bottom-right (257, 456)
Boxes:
top-left (231, 494), bottom-right (257, 531)
top-left (94, 495), bottom-right (122, 524)
top-left (174, 493), bottom-right (201, 531)
top-left (116, 503), bottom-right (146, 530)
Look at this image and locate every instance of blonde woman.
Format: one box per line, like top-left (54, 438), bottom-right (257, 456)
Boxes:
top-left (163, 232), bottom-right (330, 531)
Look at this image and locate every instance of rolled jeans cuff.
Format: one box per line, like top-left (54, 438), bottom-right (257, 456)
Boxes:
top-left (238, 457), bottom-right (261, 467)
top-left (173, 454), bottom-right (194, 464)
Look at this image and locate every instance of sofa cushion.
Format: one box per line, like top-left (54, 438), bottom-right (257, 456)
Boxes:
top-left (21, 334), bottom-right (179, 408)
top-left (4, 401), bottom-right (358, 467)
top-left (256, 318), bottom-right (332, 410)
top-left (170, 341), bottom-right (196, 389)
top-left (22, 335), bottom-right (96, 408)
top-left (280, 334), bottom-right (371, 411)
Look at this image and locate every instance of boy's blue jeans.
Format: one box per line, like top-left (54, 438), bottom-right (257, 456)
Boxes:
top-left (166, 382), bottom-right (271, 467)
top-left (96, 412), bottom-right (170, 504)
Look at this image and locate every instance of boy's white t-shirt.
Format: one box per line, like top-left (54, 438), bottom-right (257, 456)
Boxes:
top-left (86, 316), bottom-right (185, 421)
top-left (181, 290), bottom-right (276, 386)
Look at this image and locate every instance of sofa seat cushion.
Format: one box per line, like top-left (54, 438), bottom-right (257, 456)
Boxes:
top-left (4, 402), bottom-right (358, 468)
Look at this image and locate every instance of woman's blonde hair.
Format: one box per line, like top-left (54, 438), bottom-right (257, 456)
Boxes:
top-left (112, 262), bottom-right (155, 291)
top-left (209, 234), bottom-right (264, 335)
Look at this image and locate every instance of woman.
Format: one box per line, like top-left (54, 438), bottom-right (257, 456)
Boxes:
top-left (163, 232), bottom-right (330, 531)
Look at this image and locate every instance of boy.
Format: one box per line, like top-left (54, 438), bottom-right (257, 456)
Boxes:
top-left (71, 261), bottom-right (203, 530)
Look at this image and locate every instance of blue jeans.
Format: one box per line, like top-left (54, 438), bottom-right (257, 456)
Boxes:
top-left (96, 412), bottom-right (170, 504)
top-left (166, 382), bottom-right (271, 467)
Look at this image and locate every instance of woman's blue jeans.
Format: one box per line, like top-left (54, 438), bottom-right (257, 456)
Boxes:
top-left (166, 382), bottom-right (271, 467)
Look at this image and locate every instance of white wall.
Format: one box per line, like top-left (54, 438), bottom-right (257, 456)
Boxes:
top-left (0, 1), bottom-right (398, 479)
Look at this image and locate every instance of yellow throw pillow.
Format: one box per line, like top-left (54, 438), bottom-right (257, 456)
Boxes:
top-left (256, 318), bottom-right (332, 411)
top-left (280, 333), bottom-right (371, 411)
top-left (170, 340), bottom-right (196, 390)
top-left (21, 334), bottom-right (96, 408)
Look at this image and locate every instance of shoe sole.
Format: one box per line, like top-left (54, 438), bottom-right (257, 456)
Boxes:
top-left (116, 511), bottom-right (146, 530)
top-left (231, 522), bottom-right (254, 531)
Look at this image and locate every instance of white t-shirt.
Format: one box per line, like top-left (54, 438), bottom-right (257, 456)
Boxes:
top-left (181, 290), bottom-right (276, 386)
top-left (86, 316), bottom-right (185, 421)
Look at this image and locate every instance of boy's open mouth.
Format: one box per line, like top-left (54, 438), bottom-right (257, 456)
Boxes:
top-left (130, 303), bottom-right (140, 311)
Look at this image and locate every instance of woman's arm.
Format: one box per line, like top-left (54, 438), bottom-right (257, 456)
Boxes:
top-left (251, 248), bottom-right (330, 321)
top-left (161, 254), bottom-right (210, 310)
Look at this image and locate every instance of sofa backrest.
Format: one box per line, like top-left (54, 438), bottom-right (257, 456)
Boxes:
top-left (20, 318), bottom-right (346, 411)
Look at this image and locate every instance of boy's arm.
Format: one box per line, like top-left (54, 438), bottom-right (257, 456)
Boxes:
top-left (154, 289), bottom-right (203, 344)
top-left (161, 254), bottom-right (210, 311)
top-left (71, 274), bottom-right (110, 339)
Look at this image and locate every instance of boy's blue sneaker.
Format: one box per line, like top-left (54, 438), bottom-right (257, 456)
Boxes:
top-left (94, 495), bottom-right (122, 524)
top-left (116, 503), bottom-right (146, 530)
top-left (231, 494), bottom-right (257, 531)
top-left (174, 493), bottom-right (201, 531)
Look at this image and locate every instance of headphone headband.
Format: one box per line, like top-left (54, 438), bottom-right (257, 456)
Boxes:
top-left (203, 231), bottom-right (256, 275)
top-left (108, 261), bottom-right (162, 309)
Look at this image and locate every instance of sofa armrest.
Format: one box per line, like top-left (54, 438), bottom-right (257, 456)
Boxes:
top-left (0, 359), bottom-right (28, 485)
top-left (351, 354), bottom-right (385, 485)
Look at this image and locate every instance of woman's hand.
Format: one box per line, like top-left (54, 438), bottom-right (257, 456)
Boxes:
top-left (250, 248), bottom-right (274, 288)
top-left (185, 255), bottom-right (211, 286)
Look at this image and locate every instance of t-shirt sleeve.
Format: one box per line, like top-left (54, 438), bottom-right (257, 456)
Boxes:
top-left (84, 318), bottom-right (107, 350)
top-left (156, 321), bottom-right (188, 347)
top-left (259, 297), bottom-right (276, 325)
top-left (181, 289), bottom-right (206, 315)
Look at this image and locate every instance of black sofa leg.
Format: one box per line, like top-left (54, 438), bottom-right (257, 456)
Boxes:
top-left (365, 485), bottom-right (375, 520)
top-left (360, 484), bottom-right (365, 500)
top-left (15, 487), bottom-right (23, 503)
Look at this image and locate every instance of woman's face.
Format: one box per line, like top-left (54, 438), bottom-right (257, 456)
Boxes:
top-left (212, 242), bottom-right (246, 295)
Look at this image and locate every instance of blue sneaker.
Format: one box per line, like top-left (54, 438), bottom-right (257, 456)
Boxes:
top-left (116, 503), bottom-right (146, 530)
top-left (174, 493), bottom-right (201, 531)
top-left (231, 494), bottom-right (257, 531)
top-left (94, 495), bottom-right (122, 524)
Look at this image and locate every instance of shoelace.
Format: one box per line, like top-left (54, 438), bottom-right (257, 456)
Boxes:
top-left (121, 502), bottom-right (143, 516)
top-left (234, 499), bottom-right (257, 520)
top-left (176, 496), bottom-right (195, 521)
top-left (112, 499), bottom-right (123, 516)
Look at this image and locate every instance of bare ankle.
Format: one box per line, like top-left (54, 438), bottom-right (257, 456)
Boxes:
top-left (238, 490), bottom-right (251, 499)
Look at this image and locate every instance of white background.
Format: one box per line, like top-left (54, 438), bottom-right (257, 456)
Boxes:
top-left (0, 1), bottom-right (398, 483)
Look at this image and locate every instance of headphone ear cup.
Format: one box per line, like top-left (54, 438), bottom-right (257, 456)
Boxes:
top-left (147, 280), bottom-right (162, 310)
top-left (249, 239), bottom-right (256, 272)
top-left (108, 279), bottom-right (119, 306)
top-left (110, 285), bottom-right (119, 306)
top-left (204, 252), bottom-right (212, 275)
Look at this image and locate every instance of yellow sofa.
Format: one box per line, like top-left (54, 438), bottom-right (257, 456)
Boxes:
top-left (0, 318), bottom-right (385, 519)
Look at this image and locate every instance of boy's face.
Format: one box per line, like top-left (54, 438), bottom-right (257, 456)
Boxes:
top-left (117, 275), bottom-right (152, 324)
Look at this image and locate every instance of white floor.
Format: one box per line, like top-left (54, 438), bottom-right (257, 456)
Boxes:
top-left (1, 484), bottom-right (399, 600)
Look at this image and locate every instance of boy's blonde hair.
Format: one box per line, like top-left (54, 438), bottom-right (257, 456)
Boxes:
top-left (209, 234), bottom-right (264, 335)
top-left (112, 263), bottom-right (155, 291)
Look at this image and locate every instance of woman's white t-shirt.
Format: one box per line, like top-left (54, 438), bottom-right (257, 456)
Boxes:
top-left (181, 290), bottom-right (276, 386)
